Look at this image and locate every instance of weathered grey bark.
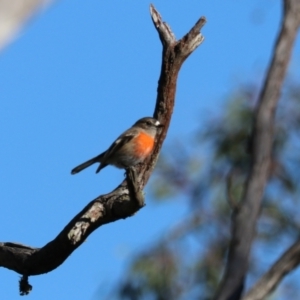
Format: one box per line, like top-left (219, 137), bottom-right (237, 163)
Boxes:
top-left (0, 5), bottom-right (205, 295)
top-left (213, 1), bottom-right (300, 299)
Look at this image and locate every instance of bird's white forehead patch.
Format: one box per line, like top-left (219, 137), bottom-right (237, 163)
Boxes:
top-left (115, 138), bottom-right (121, 144)
top-left (155, 120), bottom-right (160, 126)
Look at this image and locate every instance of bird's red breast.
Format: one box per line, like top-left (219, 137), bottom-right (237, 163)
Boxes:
top-left (134, 132), bottom-right (155, 158)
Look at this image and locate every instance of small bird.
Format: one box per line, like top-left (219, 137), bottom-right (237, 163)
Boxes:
top-left (71, 117), bottom-right (163, 174)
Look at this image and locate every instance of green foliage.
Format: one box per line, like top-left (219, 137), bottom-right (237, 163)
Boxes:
top-left (119, 246), bottom-right (179, 300)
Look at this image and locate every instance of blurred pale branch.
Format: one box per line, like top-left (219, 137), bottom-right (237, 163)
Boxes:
top-left (0, 0), bottom-right (53, 51)
top-left (243, 239), bottom-right (300, 300)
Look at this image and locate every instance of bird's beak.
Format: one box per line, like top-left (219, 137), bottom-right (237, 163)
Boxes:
top-left (154, 120), bottom-right (164, 128)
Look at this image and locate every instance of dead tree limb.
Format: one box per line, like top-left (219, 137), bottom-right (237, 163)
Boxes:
top-left (0, 5), bottom-right (205, 295)
top-left (214, 1), bottom-right (300, 299)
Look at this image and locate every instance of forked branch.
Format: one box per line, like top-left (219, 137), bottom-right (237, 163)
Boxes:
top-left (0, 5), bottom-right (205, 295)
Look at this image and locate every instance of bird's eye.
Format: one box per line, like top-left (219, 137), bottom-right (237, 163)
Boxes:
top-left (146, 121), bottom-right (152, 126)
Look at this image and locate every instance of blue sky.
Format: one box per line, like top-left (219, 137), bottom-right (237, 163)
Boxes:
top-left (0, 0), bottom-right (299, 299)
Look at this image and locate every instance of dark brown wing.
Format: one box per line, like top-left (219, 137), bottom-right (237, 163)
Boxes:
top-left (95, 133), bottom-right (136, 173)
top-left (105, 131), bottom-right (136, 158)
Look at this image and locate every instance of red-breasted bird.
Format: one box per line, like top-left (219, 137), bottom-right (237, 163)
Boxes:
top-left (71, 117), bottom-right (163, 174)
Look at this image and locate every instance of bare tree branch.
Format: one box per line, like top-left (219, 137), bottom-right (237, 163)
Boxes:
top-left (242, 239), bottom-right (300, 300)
top-left (214, 1), bottom-right (300, 299)
top-left (0, 5), bottom-right (205, 294)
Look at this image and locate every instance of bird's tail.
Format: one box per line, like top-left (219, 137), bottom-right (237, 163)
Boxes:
top-left (71, 153), bottom-right (104, 175)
